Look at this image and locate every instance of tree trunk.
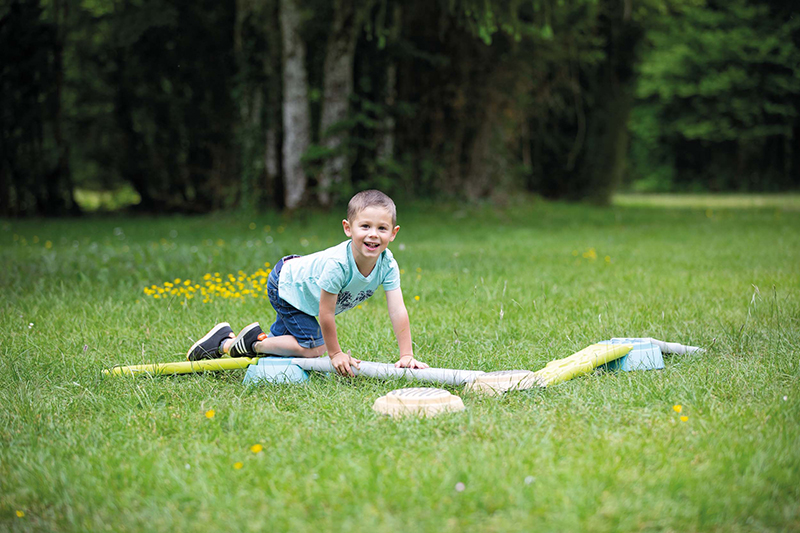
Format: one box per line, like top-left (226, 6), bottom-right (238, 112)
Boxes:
top-left (48, 0), bottom-right (78, 216)
top-left (280, 0), bottom-right (311, 210)
top-left (465, 111), bottom-right (495, 201)
top-left (791, 118), bottom-right (799, 189)
top-left (234, 0), bottom-right (263, 212)
top-left (114, 51), bottom-right (157, 212)
top-left (573, 0), bottom-right (641, 204)
top-left (317, 0), bottom-right (359, 207)
top-left (264, 0), bottom-right (283, 207)
top-left (376, 4), bottom-right (401, 163)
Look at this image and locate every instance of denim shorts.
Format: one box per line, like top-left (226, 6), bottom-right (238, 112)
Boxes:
top-left (266, 255), bottom-right (325, 349)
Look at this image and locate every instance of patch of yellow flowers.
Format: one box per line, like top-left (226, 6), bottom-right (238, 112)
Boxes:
top-left (143, 263), bottom-right (272, 304)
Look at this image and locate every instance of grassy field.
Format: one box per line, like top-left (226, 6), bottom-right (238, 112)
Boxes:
top-left (1, 194), bottom-right (798, 532)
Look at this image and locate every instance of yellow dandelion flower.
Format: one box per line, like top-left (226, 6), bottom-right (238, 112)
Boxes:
top-left (234, 462), bottom-right (243, 470)
top-left (414, 295), bottom-right (420, 301)
top-left (16, 510), bottom-right (25, 518)
top-left (264, 261), bottom-right (271, 267)
top-left (174, 278), bottom-right (181, 284)
top-left (673, 405), bottom-right (682, 413)
top-left (251, 444), bottom-right (263, 453)
top-left (680, 416), bottom-right (689, 422)
top-left (184, 280), bottom-right (191, 286)
top-left (205, 409), bottom-right (215, 419)
top-left (45, 240), bottom-right (52, 249)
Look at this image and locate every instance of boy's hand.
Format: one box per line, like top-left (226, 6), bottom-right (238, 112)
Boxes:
top-left (395, 355), bottom-right (429, 369)
top-left (330, 350), bottom-right (361, 377)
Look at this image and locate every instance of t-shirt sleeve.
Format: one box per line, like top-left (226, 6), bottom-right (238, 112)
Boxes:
top-left (316, 258), bottom-right (348, 294)
top-left (382, 256), bottom-right (401, 291)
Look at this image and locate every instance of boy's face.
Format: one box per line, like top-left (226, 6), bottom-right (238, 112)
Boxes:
top-left (342, 206), bottom-right (399, 264)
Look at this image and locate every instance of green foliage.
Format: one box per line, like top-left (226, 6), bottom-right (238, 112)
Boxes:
top-left (5, 0), bottom-right (797, 217)
top-left (1, 198), bottom-right (800, 530)
top-left (629, 0), bottom-right (800, 191)
top-left (0, 1), bottom-right (69, 216)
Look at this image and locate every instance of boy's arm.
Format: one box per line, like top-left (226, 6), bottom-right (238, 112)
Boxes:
top-left (385, 288), bottom-right (428, 369)
top-left (319, 289), bottom-right (360, 376)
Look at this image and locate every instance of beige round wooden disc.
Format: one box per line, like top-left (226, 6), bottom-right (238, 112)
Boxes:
top-left (372, 387), bottom-right (465, 417)
top-left (465, 370), bottom-right (541, 396)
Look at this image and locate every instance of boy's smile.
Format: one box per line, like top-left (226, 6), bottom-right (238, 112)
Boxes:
top-left (343, 206), bottom-right (399, 276)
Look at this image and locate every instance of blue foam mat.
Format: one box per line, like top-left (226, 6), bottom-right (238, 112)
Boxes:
top-left (242, 357), bottom-right (309, 385)
top-left (599, 338), bottom-right (665, 371)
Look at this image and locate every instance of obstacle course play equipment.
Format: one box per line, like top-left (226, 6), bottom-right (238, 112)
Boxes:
top-left (104, 337), bottom-right (703, 396)
top-left (372, 387), bottom-right (466, 417)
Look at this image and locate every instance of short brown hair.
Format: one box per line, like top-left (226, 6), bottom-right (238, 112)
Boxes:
top-left (347, 190), bottom-right (397, 226)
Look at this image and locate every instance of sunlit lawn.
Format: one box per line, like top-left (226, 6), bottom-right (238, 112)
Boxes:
top-left (1, 194), bottom-right (798, 532)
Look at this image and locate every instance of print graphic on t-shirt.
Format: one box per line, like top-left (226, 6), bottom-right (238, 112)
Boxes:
top-left (336, 290), bottom-right (374, 314)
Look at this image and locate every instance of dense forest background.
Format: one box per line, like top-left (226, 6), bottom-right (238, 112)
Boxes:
top-left (1, 0), bottom-right (798, 216)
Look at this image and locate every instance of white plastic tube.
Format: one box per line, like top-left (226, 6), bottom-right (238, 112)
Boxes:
top-left (292, 357), bottom-right (485, 386)
top-left (642, 338), bottom-right (704, 355)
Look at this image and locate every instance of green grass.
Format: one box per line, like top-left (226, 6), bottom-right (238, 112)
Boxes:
top-left (1, 194), bottom-right (799, 532)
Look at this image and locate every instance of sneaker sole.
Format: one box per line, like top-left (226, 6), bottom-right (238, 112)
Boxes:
top-left (186, 322), bottom-right (232, 361)
top-left (229, 322), bottom-right (263, 358)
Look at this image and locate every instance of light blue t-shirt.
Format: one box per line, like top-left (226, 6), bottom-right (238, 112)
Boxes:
top-left (278, 240), bottom-right (401, 316)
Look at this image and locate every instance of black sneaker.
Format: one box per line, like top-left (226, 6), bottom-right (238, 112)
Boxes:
top-left (228, 322), bottom-right (266, 358)
top-left (186, 322), bottom-right (233, 361)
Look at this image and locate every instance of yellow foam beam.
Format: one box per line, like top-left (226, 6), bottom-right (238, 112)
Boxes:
top-left (532, 343), bottom-right (632, 387)
top-left (102, 357), bottom-right (258, 377)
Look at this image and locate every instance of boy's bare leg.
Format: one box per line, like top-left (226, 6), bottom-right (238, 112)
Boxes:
top-left (221, 335), bottom-right (324, 358)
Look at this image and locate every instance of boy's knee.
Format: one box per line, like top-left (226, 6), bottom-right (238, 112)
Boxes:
top-left (304, 344), bottom-right (326, 358)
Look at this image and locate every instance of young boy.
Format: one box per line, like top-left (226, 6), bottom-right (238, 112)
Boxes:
top-left (186, 189), bottom-right (428, 376)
